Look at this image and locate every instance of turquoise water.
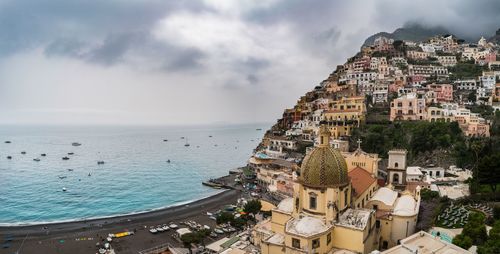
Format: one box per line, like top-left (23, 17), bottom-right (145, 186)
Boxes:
top-left (0, 124), bottom-right (266, 225)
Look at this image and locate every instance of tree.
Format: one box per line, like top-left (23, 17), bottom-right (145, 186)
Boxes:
top-left (181, 232), bottom-right (200, 254)
top-left (216, 212), bottom-right (234, 224)
top-left (452, 234), bottom-right (473, 250)
top-left (244, 199), bottom-right (262, 215)
top-left (477, 153), bottom-right (500, 192)
top-left (478, 220), bottom-right (500, 254)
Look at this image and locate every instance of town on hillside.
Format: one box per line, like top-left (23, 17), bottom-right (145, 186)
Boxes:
top-left (239, 34), bottom-right (500, 254)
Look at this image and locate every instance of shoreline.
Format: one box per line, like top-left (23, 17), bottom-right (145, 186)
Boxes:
top-left (0, 188), bottom-right (239, 237)
top-left (0, 189), bottom-right (226, 227)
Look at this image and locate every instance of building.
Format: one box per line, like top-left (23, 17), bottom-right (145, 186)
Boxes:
top-left (348, 167), bottom-right (378, 209)
top-left (454, 79), bottom-right (478, 91)
top-left (266, 136), bottom-right (298, 158)
top-left (386, 149), bottom-right (408, 186)
top-left (381, 231), bottom-right (471, 254)
top-left (406, 51), bottom-right (430, 60)
top-left (427, 83), bottom-right (453, 102)
top-left (254, 126), bottom-right (379, 254)
top-left (366, 187), bottom-right (420, 250)
top-left (342, 142), bottom-right (381, 177)
top-left (390, 93), bottom-right (426, 121)
top-left (437, 55), bottom-right (457, 67)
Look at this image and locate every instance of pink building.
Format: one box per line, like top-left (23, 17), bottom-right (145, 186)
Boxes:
top-left (390, 93), bottom-right (427, 121)
top-left (428, 83), bottom-right (453, 102)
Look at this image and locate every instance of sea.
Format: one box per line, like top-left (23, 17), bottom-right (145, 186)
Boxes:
top-left (0, 124), bottom-right (267, 226)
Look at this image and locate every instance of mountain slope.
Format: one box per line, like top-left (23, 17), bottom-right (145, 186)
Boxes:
top-left (363, 23), bottom-right (451, 46)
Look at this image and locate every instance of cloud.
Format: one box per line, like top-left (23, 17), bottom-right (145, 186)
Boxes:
top-left (0, 0), bottom-right (499, 125)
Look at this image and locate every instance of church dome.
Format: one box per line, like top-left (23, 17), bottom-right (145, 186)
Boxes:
top-left (299, 125), bottom-right (349, 188)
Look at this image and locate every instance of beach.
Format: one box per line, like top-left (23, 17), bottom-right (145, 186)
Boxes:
top-left (0, 189), bottom-right (241, 254)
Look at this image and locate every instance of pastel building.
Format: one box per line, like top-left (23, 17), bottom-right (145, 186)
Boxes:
top-left (390, 93), bottom-right (426, 121)
top-left (427, 83), bottom-right (453, 102)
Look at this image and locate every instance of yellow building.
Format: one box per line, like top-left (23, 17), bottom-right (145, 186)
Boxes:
top-left (254, 126), bottom-right (378, 254)
top-left (366, 187), bottom-right (421, 250)
top-left (342, 142), bottom-right (381, 177)
top-left (323, 96), bottom-right (366, 138)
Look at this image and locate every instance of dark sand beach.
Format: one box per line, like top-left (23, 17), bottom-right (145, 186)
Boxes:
top-left (0, 189), bottom-right (240, 254)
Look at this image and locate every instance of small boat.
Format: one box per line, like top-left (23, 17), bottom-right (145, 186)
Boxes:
top-left (184, 138), bottom-right (190, 147)
top-left (67, 152), bottom-right (74, 155)
top-left (7, 156), bottom-right (12, 159)
top-left (149, 227), bottom-right (157, 234)
top-left (67, 168), bottom-right (74, 171)
top-left (168, 223), bottom-right (178, 229)
top-left (206, 212), bottom-right (213, 216)
top-left (214, 228), bottom-right (224, 234)
top-left (4, 141), bottom-right (11, 144)
top-left (167, 159), bottom-right (171, 163)
top-left (209, 135), bottom-right (213, 138)
top-left (21, 151), bottom-right (26, 155)
top-left (62, 156), bottom-right (69, 160)
top-left (162, 224), bottom-right (170, 231)
top-left (156, 226), bottom-right (164, 232)
top-left (202, 180), bottom-right (224, 189)
top-left (256, 128), bottom-right (262, 131)
top-left (210, 232), bottom-right (218, 238)
top-left (163, 139), bottom-right (168, 142)
top-left (41, 153), bottom-right (46, 157)
top-left (180, 137), bottom-right (185, 139)
top-left (88, 173), bottom-right (91, 176)
top-left (33, 158), bottom-right (40, 162)
top-left (62, 187), bottom-right (67, 192)
top-left (97, 161), bottom-right (105, 165)
top-left (203, 225), bottom-right (210, 230)
top-left (59, 176), bottom-right (67, 179)
top-left (72, 142), bottom-right (81, 146)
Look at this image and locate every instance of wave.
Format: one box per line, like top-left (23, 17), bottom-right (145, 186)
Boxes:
top-left (0, 189), bottom-right (226, 227)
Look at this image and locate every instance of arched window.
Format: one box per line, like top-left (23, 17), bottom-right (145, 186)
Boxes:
top-left (395, 162), bottom-right (399, 168)
top-left (393, 173), bottom-right (400, 183)
top-left (309, 193), bottom-right (317, 210)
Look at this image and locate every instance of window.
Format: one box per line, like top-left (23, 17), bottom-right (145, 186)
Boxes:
top-left (436, 171), bottom-right (440, 177)
top-left (327, 232), bottom-right (332, 244)
top-left (312, 238), bottom-right (320, 249)
top-left (373, 205), bottom-right (378, 210)
top-left (344, 190), bottom-right (349, 208)
top-left (292, 238), bottom-right (300, 248)
top-left (394, 162), bottom-right (399, 168)
top-left (376, 220), bottom-right (380, 228)
top-left (309, 195), bottom-right (317, 210)
top-left (393, 173), bottom-right (400, 183)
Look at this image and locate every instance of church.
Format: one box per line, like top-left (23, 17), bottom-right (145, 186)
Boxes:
top-left (252, 125), bottom-right (421, 253)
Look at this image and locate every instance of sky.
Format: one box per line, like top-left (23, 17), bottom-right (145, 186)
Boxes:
top-left (1, 0), bottom-right (500, 125)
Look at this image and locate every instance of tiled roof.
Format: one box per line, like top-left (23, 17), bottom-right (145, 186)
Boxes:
top-left (348, 167), bottom-right (376, 197)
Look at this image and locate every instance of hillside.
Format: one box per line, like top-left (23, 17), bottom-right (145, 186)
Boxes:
top-left (363, 23), bottom-right (451, 46)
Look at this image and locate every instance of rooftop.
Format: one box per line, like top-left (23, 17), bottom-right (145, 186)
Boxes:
top-left (286, 216), bottom-right (331, 237)
top-left (371, 187), bottom-right (398, 206)
top-left (336, 208), bottom-right (372, 230)
top-left (393, 195), bottom-right (418, 217)
top-left (382, 231), bottom-right (471, 254)
top-left (348, 167), bottom-right (377, 198)
top-left (275, 198), bottom-right (293, 214)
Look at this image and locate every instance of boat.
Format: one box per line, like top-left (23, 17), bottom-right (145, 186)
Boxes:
top-left (168, 223), bottom-right (178, 229)
top-left (167, 159), bottom-right (171, 163)
top-left (72, 142), bottom-right (81, 146)
top-left (210, 232), bottom-right (218, 238)
top-left (184, 138), bottom-right (190, 147)
top-left (209, 135), bottom-right (213, 138)
top-left (4, 141), bottom-right (11, 144)
top-left (206, 212), bottom-right (213, 216)
top-left (214, 229), bottom-right (224, 234)
top-left (149, 227), bottom-right (157, 234)
top-left (67, 152), bottom-right (74, 155)
top-left (67, 168), bottom-right (74, 171)
top-left (7, 156), bottom-right (12, 159)
top-left (33, 158), bottom-right (40, 162)
top-left (88, 173), bottom-right (92, 176)
top-left (62, 156), bottom-right (70, 160)
top-left (41, 153), bottom-right (46, 157)
top-left (59, 176), bottom-right (67, 179)
top-left (162, 225), bottom-right (170, 231)
top-left (21, 151), bottom-right (26, 154)
top-left (156, 226), bottom-right (164, 232)
top-left (180, 137), bottom-right (185, 139)
top-left (62, 187), bottom-right (67, 192)
top-left (256, 128), bottom-right (262, 131)
top-left (163, 139), bottom-right (168, 142)
top-left (97, 161), bottom-right (105, 165)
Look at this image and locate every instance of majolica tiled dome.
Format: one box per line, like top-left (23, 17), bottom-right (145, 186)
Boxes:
top-left (299, 125), bottom-right (349, 188)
